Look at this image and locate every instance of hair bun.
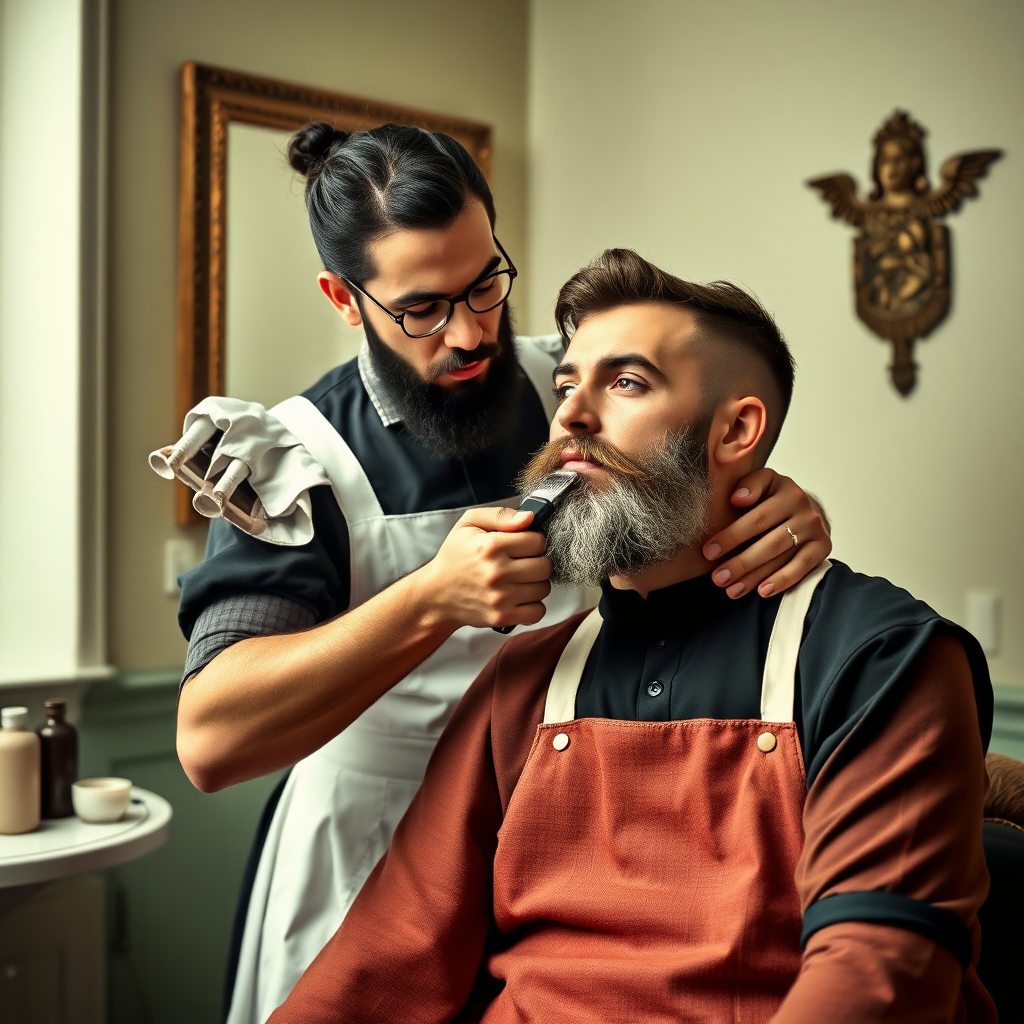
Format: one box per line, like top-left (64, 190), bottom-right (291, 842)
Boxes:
top-left (288, 121), bottom-right (350, 177)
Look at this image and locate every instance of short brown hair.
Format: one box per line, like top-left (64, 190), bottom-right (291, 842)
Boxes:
top-left (554, 249), bottom-right (796, 459)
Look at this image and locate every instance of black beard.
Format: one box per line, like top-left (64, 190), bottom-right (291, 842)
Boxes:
top-left (361, 305), bottom-right (523, 459)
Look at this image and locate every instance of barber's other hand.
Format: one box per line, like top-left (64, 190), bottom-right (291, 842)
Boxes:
top-left (421, 506), bottom-right (552, 629)
top-left (702, 469), bottom-right (831, 600)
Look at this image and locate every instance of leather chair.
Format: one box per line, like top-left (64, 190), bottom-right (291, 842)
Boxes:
top-left (978, 753), bottom-right (1024, 1023)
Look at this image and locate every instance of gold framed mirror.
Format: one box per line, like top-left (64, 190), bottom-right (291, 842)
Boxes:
top-left (174, 62), bottom-right (492, 524)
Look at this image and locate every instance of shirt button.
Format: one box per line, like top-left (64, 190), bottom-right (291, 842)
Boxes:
top-left (552, 732), bottom-right (570, 751)
top-left (656, 639), bottom-right (667, 648)
top-left (647, 681), bottom-right (664, 697)
top-left (757, 732), bottom-right (777, 753)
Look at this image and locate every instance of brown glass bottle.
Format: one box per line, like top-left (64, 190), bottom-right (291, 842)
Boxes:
top-left (37, 698), bottom-right (78, 818)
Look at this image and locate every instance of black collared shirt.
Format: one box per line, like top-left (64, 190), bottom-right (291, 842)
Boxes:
top-left (577, 562), bottom-right (992, 785)
top-left (578, 573), bottom-right (776, 722)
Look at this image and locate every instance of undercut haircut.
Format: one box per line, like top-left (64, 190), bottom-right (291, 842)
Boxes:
top-left (554, 249), bottom-right (796, 462)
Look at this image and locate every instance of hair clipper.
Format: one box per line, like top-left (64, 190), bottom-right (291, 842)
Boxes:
top-left (493, 469), bottom-right (581, 634)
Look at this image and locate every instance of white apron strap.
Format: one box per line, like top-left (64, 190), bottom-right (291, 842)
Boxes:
top-left (760, 560), bottom-right (833, 723)
top-left (271, 396), bottom-right (384, 524)
top-left (543, 607), bottom-right (603, 724)
top-left (516, 335), bottom-right (563, 422)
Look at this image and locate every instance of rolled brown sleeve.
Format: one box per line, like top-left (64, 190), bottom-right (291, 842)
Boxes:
top-left (774, 635), bottom-right (996, 1023)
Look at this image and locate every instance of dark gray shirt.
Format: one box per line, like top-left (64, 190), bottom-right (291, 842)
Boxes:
top-left (181, 593), bottom-right (315, 683)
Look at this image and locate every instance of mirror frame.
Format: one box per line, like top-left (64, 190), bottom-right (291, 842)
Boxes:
top-left (175, 62), bottom-right (492, 524)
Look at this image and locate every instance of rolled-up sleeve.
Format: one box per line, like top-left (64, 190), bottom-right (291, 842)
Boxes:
top-left (177, 484), bottom-right (350, 638)
top-left (180, 593), bottom-right (316, 688)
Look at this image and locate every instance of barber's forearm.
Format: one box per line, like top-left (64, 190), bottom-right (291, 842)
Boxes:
top-left (773, 922), bottom-right (961, 1024)
top-left (176, 563), bottom-right (457, 792)
top-left (177, 505), bottom-right (550, 792)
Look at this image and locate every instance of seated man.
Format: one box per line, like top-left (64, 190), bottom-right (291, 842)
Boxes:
top-left (269, 249), bottom-right (995, 1023)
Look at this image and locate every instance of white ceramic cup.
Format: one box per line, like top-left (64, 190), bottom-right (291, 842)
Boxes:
top-left (72, 777), bottom-right (132, 823)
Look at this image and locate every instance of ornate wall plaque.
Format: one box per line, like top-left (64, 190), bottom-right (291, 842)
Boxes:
top-left (808, 111), bottom-right (1000, 395)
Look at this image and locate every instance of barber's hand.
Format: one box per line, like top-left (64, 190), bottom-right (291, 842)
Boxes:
top-left (702, 469), bottom-right (831, 600)
top-left (422, 506), bottom-right (552, 629)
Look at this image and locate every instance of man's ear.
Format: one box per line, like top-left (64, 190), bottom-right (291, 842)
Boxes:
top-left (708, 396), bottom-right (768, 467)
top-left (318, 272), bottom-right (363, 327)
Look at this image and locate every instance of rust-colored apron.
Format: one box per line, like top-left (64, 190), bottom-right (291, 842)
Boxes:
top-left (485, 562), bottom-right (832, 1024)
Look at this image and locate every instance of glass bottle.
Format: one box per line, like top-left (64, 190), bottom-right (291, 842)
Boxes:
top-left (0, 706), bottom-right (40, 834)
top-left (37, 698), bottom-right (78, 819)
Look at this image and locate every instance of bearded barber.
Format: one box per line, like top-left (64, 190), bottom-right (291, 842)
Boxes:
top-left (174, 122), bottom-right (832, 1024)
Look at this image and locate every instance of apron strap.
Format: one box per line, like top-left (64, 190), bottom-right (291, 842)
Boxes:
top-left (516, 335), bottom-right (563, 422)
top-left (542, 561), bottom-right (833, 727)
top-left (543, 607), bottom-right (603, 724)
top-left (760, 560), bottom-right (833, 723)
top-left (270, 396), bottom-right (384, 524)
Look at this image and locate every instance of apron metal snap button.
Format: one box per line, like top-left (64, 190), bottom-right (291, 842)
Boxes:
top-left (647, 681), bottom-right (663, 697)
top-left (552, 732), bottom-right (570, 751)
top-left (757, 732), bottom-right (777, 753)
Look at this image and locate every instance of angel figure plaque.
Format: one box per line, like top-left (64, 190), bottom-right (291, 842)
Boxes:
top-left (808, 111), bottom-right (1000, 395)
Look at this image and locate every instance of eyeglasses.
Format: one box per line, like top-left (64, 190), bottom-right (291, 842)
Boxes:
top-left (346, 238), bottom-right (517, 339)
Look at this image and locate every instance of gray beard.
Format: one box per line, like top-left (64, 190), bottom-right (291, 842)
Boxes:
top-left (543, 431), bottom-right (711, 590)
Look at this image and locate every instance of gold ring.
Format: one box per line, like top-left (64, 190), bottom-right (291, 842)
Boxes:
top-left (786, 526), bottom-right (798, 548)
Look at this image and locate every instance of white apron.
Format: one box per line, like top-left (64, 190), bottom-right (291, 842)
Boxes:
top-left (227, 340), bottom-right (592, 1024)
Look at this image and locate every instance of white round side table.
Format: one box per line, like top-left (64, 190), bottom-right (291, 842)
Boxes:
top-left (0, 788), bottom-right (172, 889)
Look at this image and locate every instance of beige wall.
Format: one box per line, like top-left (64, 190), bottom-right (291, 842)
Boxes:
top-left (108, 0), bottom-right (528, 670)
top-left (224, 123), bottom-right (366, 409)
top-left (527, 0), bottom-right (1024, 684)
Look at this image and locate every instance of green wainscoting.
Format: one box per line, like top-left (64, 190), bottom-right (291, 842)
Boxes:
top-left (78, 671), bottom-right (282, 1024)
top-left (77, 673), bottom-right (1024, 1024)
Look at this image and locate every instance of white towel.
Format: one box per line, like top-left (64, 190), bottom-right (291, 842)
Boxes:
top-left (149, 397), bottom-right (330, 547)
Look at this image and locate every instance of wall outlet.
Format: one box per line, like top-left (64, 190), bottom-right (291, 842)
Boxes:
top-left (163, 539), bottom-right (198, 596)
top-left (966, 591), bottom-right (1001, 657)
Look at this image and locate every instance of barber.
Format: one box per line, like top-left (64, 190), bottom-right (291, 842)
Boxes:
top-left (173, 122), bottom-right (832, 1024)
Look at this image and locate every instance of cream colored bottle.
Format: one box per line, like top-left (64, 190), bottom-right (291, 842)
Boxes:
top-left (0, 706), bottom-right (41, 834)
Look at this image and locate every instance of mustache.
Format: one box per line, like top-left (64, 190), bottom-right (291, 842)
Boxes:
top-left (518, 433), bottom-right (655, 492)
top-left (427, 341), bottom-right (502, 382)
